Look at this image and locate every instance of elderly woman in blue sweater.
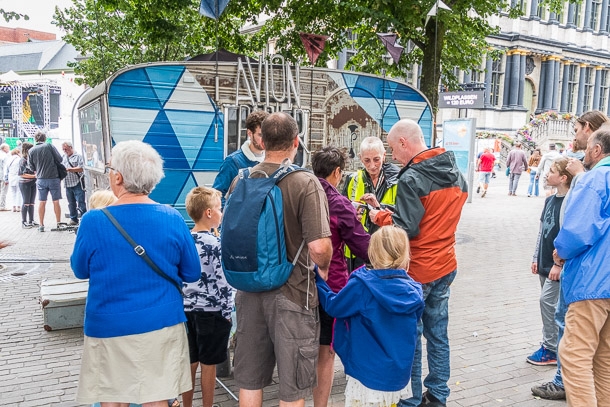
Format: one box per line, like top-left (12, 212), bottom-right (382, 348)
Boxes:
top-left (71, 140), bottom-right (200, 407)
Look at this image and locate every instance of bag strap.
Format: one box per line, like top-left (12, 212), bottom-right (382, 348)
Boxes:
top-left (101, 208), bottom-right (184, 296)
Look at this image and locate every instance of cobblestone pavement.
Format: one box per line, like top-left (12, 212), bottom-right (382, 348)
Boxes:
top-left (0, 174), bottom-right (566, 406)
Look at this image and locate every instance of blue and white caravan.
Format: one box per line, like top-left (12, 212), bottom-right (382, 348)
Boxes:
top-left (77, 57), bottom-right (432, 220)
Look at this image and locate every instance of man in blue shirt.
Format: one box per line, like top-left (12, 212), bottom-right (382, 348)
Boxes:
top-left (554, 129), bottom-right (610, 406)
top-left (213, 110), bottom-right (268, 206)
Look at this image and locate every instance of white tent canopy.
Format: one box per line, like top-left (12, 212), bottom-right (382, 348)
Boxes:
top-left (0, 70), bottom-right (22, 83)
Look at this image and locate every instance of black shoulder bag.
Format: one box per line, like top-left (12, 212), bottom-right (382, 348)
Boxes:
top-left (101, 208), bottom-right (184, 296)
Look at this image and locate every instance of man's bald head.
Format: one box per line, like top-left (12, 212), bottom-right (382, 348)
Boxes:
top-left (387, 119), bottom-right (427, 165)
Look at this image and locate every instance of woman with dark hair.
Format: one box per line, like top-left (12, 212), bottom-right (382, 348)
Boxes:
top-left (18, 142), bottom-right (37, 228)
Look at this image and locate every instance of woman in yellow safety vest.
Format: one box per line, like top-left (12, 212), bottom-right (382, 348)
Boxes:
top-left (342, 136), bottom-right (399, 270)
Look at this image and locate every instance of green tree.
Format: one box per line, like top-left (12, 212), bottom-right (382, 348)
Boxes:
top-left (54, 0), bottom-right (265, 85)
top-left (1, 9), bottom-right (28, 22)
top-left (251, 0), bottom-right (565, 114)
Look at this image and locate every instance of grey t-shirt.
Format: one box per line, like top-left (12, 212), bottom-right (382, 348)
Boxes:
top-left (28, 142), bottom-right (62, 179)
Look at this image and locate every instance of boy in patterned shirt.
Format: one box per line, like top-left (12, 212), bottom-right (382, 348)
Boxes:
top-left (183, 187), bottom-right (234, 407)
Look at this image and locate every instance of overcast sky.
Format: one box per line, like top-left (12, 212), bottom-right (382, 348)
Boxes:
top-left (1, 0), bottom-right (74, 38)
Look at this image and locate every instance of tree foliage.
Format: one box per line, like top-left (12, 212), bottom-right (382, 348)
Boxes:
top-left (54, 0), bottom-right (266, 85)
top-left (1, 9), bottom-right (28, 23)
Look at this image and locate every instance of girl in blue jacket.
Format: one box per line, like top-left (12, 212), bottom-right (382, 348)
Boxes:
top-left (316, 225), bottom-right (424, 407)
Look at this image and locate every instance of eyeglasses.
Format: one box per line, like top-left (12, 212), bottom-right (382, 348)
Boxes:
top-left (104, 165), bottom-right (116, 174)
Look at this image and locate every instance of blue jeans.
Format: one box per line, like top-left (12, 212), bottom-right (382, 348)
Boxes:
top-left (528, 169), bottom-right (539, 196)
top-left (552, 282), bottom-right (567, 389)
top-left (66, 183), bottom-right (87, 222)
top-left (400, 270), bottom-right (457, 406)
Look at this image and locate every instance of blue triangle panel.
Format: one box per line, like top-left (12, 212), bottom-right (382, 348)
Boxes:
top-left (150, 170), bottom-right (189, 206)
top-left (143, 111), bottom-right (190, 170)
top-left (343, 73), bottom-right (359, 93)
top-left (146, 66), bottom-right (186, 107)
top-left (383, 100), bottom-right (400, 134)
top-left (392, 84), bottom-right (427, 102)
top-left (352, 76), bottom-right (385, 99)
top-left (418, 106), bottom-right (433, 147)
top-left (108, 68), bottom-right (161, 110)
top-left (193, 112), bottom-right (225, 171)
top-left (165, 110), bottom-right (216, 168)
top-left (176, 173), bottom-right (198, 207)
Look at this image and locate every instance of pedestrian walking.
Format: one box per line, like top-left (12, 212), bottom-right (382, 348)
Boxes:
top-left (527, 157), bottom-right (573, 366)
top-left (554, 129), bottom-right (610, 406)
top-left (71, 140), bottom-right (201, 406)
top-left (506, 142), bottom-right (529, 196)
top-left (476, 148), bottom-right (495, 197)
top-left (18, 142), bottom-right (38, 228)
top-left (316, 226), bottom-right (424, 407)
top-left (527, 149), bottom-right (541, 197)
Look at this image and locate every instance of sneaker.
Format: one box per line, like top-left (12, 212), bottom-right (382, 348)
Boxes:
top-left (22, 222), bottom-right (33, 229)
top-left (481, 190), bottom-right (487, 197)
top-left (476, 186), bottom-right (481, 193)
top-left (526, 345), bottom-right (557, 365)
top-left (418, 391), bottom-right (446, 407)
top-left (531, 382), bottom-right (566, 400)
top-left (38, 226), bottom-right (45, 232)
top-left (68, 219), bottom-right (79, 226)
top-left (30, 221), bottom-right (39, 227)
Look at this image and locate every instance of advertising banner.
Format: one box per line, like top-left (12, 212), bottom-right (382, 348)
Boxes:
top-left (443, 118), bottom-right (476, 203)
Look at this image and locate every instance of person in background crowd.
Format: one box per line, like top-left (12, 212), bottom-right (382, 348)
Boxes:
top-left (364, 119), bottom-right (467, 407)
top-left (62, 141), bottom-right (87, 225)
top-left (4, 148), bottom-right (22, 212)
top-left (537, 144), bottom-right (562, 197)
top-left (342, 136), bottom-right (399, 271)
top-left (213, 110), bottom-right (268, 207)
top-left (0, 143), bottom-right (9, 211)
top-left (554, 129), bottom-right (610, 406)
top-left (316, 226), bottom-right (424, 407)
top-left (530, 109), bottom-right (609, 401)
top-left (506, 142), bottom-right (529, 196)
top-left (311, 146), bottom-right (370, 407)
top-left (476, 148), bottom-right (495, 198)
top-left (71, 140), bottom-right (201, 406)
top-left (528, 149), bottom-right (542, 197)
top-left (28, 131), bottom-right (64, 232)
top-left (18, 142), bottom-right (38, 228)
top-left (528, 157), bottom-right (573, 367)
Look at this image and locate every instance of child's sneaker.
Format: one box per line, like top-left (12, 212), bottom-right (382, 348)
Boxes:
top-left (526, 345), bottom-right (557, 365)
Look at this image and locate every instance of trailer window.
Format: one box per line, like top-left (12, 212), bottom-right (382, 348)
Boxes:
top-left (79, 101), bottom-right (105, 171)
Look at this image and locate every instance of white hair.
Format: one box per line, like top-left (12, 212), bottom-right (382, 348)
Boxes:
top-left (111, 140), bottom-right (164, 195)
top-left (62, 141), bottom-right (73, 147)
top-left (360, 136), bottom-right (385, 155)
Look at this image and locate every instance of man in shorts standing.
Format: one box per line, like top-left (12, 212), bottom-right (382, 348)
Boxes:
top-left (28, 131), bottom-right (64, 232)
top-left (227, 112), bottom-right (333, 407)
top-left (476, 148), bottom-right (496, 197)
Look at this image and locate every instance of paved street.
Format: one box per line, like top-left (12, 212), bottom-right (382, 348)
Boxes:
top-left (0, 174), bottom-right (566, 407)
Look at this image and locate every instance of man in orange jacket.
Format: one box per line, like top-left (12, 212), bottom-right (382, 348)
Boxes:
top-left (364, 119), bottom-right (468, 407)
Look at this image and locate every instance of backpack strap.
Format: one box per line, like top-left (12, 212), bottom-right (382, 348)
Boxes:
top-left (101, 208), bottom-right (184, 297)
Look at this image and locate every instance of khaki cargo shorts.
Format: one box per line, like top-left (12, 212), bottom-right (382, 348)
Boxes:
top-left (234, 289), bottom-right (320, 402)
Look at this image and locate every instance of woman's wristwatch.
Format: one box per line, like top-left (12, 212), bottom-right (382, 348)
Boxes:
top-left (553, 262), bottom-right (564, 268)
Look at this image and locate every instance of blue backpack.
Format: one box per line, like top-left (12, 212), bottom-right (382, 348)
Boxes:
top-left (221, 162), bottom-right (306, 292)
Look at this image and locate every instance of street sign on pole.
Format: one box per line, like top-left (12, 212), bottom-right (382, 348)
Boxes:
top-left (438, 90), bottom-right (485, 109)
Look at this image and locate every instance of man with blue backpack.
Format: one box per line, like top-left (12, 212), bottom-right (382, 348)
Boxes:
top-left (213, 110), bottom-right (268, 207)
top-left (222, 112), bottom-right (332, 407)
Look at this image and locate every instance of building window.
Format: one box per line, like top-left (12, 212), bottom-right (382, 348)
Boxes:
top-left (567, 65), bottom-right (579, 112)
top-left (573, 2), bottom-right (581, 26)
top-left (490, 56), bottom-right (503, 106)
top-left (599, 70), bottom-right (609, 111)
top-left (591, 0), bottom-right (602, 30)
top-left (583, 67), bottom-right (595, 112)
top-left (345, 30), bottom-right (358, 63)
top-left (605, 3), bottom-right (610, 31)
top-left (519, 0), bottom-right (527, 13)
top-left (537, 4), bottom-right (545, 19)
